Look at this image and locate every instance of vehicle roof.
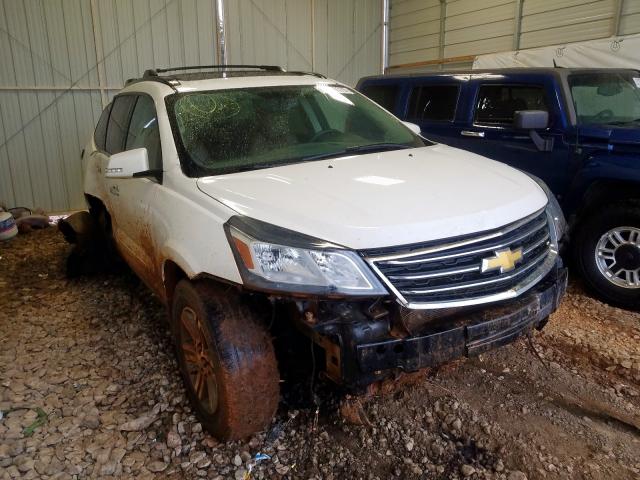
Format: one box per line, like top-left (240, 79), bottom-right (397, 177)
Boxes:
top-left (359, 67), bottom-right (640, 83)
top-left (121, 66), bottom-right (335, 96)
top-left (121, 69), bottom-right (341, 97)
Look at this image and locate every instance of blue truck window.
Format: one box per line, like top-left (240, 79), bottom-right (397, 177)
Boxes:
top-left (475, 85), bottom-right (548, 126)
top-left (360, 84), bottom-right (399, 111)
top-left (568, 72), bottom-right (640, 125)
top-left (408, 85), bottom-right (459, 122)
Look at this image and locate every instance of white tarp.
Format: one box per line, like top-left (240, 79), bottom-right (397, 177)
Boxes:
top-left (473, 34), bottom-right (640, 70)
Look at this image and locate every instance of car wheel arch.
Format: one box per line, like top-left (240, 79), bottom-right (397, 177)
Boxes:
top-left (572, 178), bottom-right (640, 229)
top-left (163, 259), bottom-right (188, 308)
top-left (85, 193), bottom-right (105, 215)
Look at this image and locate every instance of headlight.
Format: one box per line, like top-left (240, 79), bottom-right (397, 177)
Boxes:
top-left (524, 173), bottom-right (567, 242)
top-left (225, 216), bottom-right (388, 296)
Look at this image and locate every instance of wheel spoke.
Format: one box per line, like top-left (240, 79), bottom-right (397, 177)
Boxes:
top-left (194, 369), bottom-right (206, 398)
top-left (182, 343), bottom-right (199, 365)
top-left (630, 230), bottom-right (640, 245)
top-left (597, 249), bottom-right (615, 261)
top-left (180, 308), bottom-right (201, 344)
top-left (608, 231), bottom-right (624, 247)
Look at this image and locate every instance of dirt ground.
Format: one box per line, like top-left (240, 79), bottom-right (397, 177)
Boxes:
top-left (1, 228), bottom-right (639, 480)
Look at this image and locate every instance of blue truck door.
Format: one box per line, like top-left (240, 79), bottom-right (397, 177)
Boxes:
top-left (454, 77), bottom-right (572, 198)
top-left (401, 77), bottom-right (469, 147)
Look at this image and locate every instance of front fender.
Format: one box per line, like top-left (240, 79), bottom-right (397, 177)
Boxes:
top-left (160, 241), bottom-right (199, 280)
top-left (159, 235), bottom-right (243, 287)
top-left (565, 151), bottom-right (640, 215)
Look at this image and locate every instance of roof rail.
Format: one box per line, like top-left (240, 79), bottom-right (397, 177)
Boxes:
top-left (287, 71), bottom-right (327, 79)
top-left (127, 66), bottom-right (326, 88)
top-left (133, 72), bottom-right (180, 91)
top-left (143, 65), bottom-right (285, 77)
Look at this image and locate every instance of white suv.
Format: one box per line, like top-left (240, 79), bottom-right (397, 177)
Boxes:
top-left (80, 65), bottom-right (567, 440)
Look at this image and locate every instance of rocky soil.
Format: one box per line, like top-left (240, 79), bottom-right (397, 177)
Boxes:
top-left (1, 229), bottom-right (639, 480)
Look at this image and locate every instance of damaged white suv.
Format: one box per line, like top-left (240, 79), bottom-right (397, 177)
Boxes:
top-left (79, 65), bottom-right (567, 440)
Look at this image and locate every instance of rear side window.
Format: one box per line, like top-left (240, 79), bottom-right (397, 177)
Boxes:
top-left (408, 85), bottom-right (459, 121)
top-left (360, 84), bottom-right (399, 111)
top-left (126, 96), bottom-right (162, 171)
top-left (106, 95), bottom-right (136, 154)
top-left (475, 85), bottom-right (548, 126)
top-left (94, 103), bottom-right (111, 151)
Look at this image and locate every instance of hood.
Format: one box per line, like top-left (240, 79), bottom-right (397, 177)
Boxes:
top-left (579, 124), bottom-right (640, 148)
top-left (197, 144), bottom-right (548, 249)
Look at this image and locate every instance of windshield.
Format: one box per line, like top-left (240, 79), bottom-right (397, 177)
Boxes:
top-left (167, 84), bottom-right (427, 176)
top-left (569, 72), bottom-right (640, 126)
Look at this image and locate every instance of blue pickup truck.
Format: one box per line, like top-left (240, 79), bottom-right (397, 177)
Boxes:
top-left (357, 68), bottom-right (640, 309)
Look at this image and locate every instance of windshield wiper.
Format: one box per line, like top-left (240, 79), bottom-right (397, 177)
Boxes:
top-left (346, 143), bottom-right (413, 153)
top-left (301, 143), bottom-right (412, 162)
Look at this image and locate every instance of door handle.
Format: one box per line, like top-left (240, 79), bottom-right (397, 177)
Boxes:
top-left (461, 130), bottom-right (485, 138)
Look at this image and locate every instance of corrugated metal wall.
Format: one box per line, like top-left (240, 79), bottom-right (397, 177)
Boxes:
top-left (0, 0), bottom-right (382, 212)
top-left (520, 0), bottom-right (617, 48)
top-left (225, 0), bottom-right (382, 87)
top-left (0, 0), bottom-right (101, 212)
top-left (445, 0), bottom-right (516, 57)
top-left (389, 0), bottom-right (640, 71)
top-left (620, 0), bottom-right (640, 34)
top-left (389, 0), bottom-right (441, 65)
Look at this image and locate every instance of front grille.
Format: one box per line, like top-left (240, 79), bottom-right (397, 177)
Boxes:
top-left (363, 209), bottom-right (555, 308)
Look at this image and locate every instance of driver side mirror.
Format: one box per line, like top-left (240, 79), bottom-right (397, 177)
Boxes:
top-left (105, 148), bottom-right (150, 179)
top-left (513, 110), bottom-right (553, 152)
top-left (513, 110), bottom-right (549, 130)
top-left (402, 121), bottom-right (422, 136)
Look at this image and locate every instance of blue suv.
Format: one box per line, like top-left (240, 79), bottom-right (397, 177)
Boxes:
top-left (357, 68), bottom-right (640, 309)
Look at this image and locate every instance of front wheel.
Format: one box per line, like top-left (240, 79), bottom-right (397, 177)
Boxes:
top-left (574, 203), bottom-right (640, 309)
top-left (171, 280), bottom-right (280, 440)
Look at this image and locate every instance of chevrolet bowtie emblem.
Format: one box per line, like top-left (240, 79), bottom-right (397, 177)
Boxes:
top-left (481, 248), bottom-right (523, 274)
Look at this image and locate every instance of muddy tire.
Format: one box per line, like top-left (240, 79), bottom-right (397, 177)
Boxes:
top-left (171, 280), bottom-right (280, 440)
top-left (573, 202), bottom-right (640, 310)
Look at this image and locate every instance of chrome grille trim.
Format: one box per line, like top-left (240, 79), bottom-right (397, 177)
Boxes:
top-left (368, 208), bottom-right (547, 263)
top-left (523, 232), bottom-right (550, 255)
top-left (363, 208), bottom-right (558, 310)
top-left (388, 265), bottom-right (479, 281)
top-left (382, 215), bottom-right (548, 266)
top-left (402, 249), bottom-right (549, 295)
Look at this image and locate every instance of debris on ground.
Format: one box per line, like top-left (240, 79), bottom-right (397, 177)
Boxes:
top-left (2, 206), bottom-right (51, 234)
top-left (1, 229), bottom-right (639, 479)
top-left (0, 211), bottom-right (18, 241)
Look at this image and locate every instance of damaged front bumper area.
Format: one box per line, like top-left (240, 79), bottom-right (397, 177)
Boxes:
top-left (305, 264), bottom-right (567, 389)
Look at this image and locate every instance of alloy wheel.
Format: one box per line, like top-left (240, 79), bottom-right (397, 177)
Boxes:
top-left (179, 307), bottom-right (219, 414)
top-left (595, 226), bottom-right (640, 289)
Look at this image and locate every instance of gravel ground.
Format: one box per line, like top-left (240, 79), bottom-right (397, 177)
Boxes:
top-left (1, 228), bottom-right (639, 480)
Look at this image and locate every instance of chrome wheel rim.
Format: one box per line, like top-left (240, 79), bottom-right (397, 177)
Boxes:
top-left (595, 226), bottom-right (640, 289)
top-left (179, 307), bottom-right (219, 414)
